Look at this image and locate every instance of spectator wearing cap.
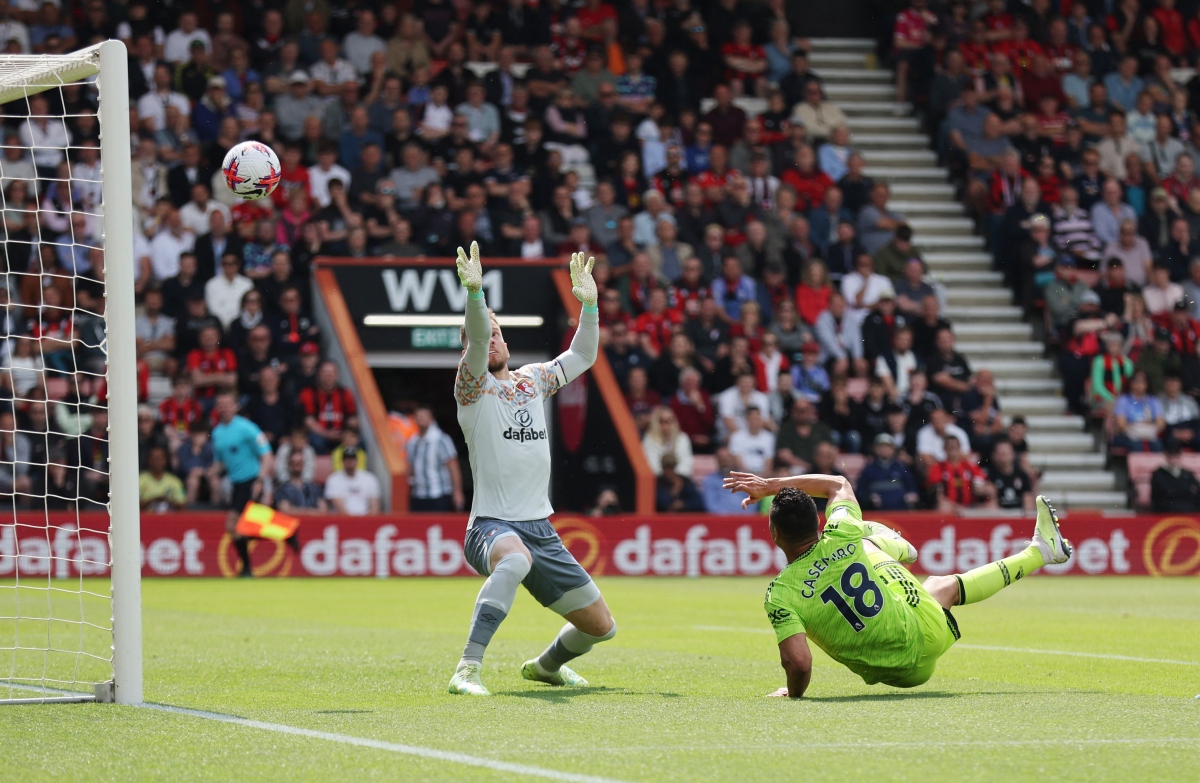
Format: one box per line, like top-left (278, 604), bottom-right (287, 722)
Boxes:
top-left (1047, 258), bottom-right (1096, 331)
top-left (1094, 257), bottom-right (1141, 316)
top-left (861, 286), bottom-right (907, 363)
top-left (857, 433), bottom-right (919, 511)
top-left (1160, 372), bottom-right (1200, 446)
top-left (1140, 187), bottom-right (1181, 254)
top-left (1150, 438), bottom-right (1200, 511)
top-left (1136, 326), bottom-right (1182, 394)
top-left (873, 223), bottom-right (925, 283)
top-left (175, 39), bottom-right (217, 103)
top-left (275, 71), bottom-right (324, 141)
top-left (790, 81), bottom-right (846, 143)
top-left (324, 445), bottom-right (381, 516)
top-left (192, 75), bottom-right (235, 143)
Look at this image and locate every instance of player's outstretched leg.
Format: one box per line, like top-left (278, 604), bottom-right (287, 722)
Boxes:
top-left (449, 548), bottom-right (532, 697)
top-left (522, 600), bottom-right (616, 687)
top-left (926, 495), bottom-right (1072, 608)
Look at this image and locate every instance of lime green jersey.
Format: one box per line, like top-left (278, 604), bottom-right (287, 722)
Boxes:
top-left (763, 499), bottom-right (922, 684)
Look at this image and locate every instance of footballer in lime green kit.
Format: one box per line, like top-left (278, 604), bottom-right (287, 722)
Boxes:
top-left (723, 472), bottom-right (1073, 698)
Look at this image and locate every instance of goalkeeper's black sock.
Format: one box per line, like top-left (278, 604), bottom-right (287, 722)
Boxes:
top-left (285, 533), bottom-right (300, 554)
top-left (235, 537), bottom-right (252, 575)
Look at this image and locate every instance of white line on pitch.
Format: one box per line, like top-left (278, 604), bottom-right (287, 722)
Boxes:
top-left (954, 644), bottom-right (1200, 666)
top-left (139, 702), bottom-right (630, 783)
top-left (548, 737), bottom-right (1200, 753)
top-left (692, 626), bottom-right (1200, 666)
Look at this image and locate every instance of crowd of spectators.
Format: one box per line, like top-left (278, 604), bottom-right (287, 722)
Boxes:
top-left (889, 0), bottom-right (1200, 475)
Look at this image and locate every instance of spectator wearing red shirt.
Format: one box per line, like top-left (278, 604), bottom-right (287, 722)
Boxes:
top-left (960, 20), bottom-right (992, 76)
top-left (998, 19), bottom-right (1042, 75)
top-left (1043, 18), bottom-right (1078, 73)
top-left (1157, 298), bottom-right (1200, 355)
top-left (159, 375), bottom-right (204, 451)
top-left (186, 324), bottom-right (237, 401)
top-left (635, 287), bottom-right (682, 359)
top-left (299, 361), bottom-right (359, 454)
top-left (928, 435), bottom-right (992, 511)
top-left (796, 260), bottom-right (834, 326)
top-left (691, 144), bottom-right (736, 205)
top-left (1153, 0), bottom-right (1187, 57)
top-left (669, 366), bottom-right (715, 453)
top-left (982, 0), bottom-right (1014, 42)
top-left (721, 21), bottom-right (767, 98)
top-left (271, 142), bottom-right (310, 209)
top-left (575, 0), bottom-right (617, 41)
top-left (892, 0), bottom-right (938, 108)
top-left (781, 145), bottom-right (833, 213)
top-left (1022, 55), bottom-right (1066, 112)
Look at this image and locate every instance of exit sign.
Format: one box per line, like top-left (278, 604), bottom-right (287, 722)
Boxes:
top-left (411, 327), bottom-right (460, 349)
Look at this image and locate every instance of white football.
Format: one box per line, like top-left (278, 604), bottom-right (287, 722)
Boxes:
top-left (222, 140), bottom-right (282, 200)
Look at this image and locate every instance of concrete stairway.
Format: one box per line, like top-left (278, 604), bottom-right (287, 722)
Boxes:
top-left (809, 38), bottom-right (1126, 509)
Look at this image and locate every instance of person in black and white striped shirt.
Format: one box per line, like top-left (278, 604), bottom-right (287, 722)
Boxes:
top-left (406, 407), bottom-right (463, 512)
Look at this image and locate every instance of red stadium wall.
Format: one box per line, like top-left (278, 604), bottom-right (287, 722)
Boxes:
top-left (3, 513), bottom-right (1199, 578)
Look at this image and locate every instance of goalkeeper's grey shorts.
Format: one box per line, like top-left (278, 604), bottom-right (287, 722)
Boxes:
top-left (465, 518), bottom-right (601, 615)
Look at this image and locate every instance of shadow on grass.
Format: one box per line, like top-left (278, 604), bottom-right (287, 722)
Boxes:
top-left (803, 690), bottom-right (1056, 703)
top-left (501, 686), bottom-right (684, 702)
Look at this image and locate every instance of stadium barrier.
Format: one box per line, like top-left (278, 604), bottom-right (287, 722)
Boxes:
top-left (2, 513), bottom-right (1198, 578)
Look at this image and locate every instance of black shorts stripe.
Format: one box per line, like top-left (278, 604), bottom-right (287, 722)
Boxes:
top-left (943, 608), bottom-right (962, 640)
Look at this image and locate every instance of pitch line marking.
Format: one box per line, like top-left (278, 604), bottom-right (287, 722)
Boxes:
top-left (692, 626), bottom-right (1200, 666)
top-left (138, 702), bottom-right (631, 783)
top-left (4, 684), bottom-right (629, 783)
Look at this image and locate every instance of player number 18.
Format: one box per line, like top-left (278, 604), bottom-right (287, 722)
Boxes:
top-left (820, 562), bottom-right (884, 633)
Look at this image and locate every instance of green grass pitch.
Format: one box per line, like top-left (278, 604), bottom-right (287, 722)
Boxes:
top-left (2, 576), bottom-right (1198, 782)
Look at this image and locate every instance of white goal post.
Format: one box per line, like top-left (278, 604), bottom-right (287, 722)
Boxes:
top-left (0, 40), bottom-right (140, 705)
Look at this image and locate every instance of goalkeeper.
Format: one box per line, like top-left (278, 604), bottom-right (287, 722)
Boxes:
top-left (448, 244), bottom-right (616, 697)
top-left (723, 472), bottom-right (1073, 698)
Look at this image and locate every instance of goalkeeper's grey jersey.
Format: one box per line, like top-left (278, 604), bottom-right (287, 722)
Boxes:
top-left (455, 359), bottom-right (566, 526)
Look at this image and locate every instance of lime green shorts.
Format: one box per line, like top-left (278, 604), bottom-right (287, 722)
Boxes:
top-left (866, 550), bottom-right (960, 688)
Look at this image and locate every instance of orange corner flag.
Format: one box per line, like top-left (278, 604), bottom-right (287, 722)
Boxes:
top-left (235, 502), bottom-right (300, 541)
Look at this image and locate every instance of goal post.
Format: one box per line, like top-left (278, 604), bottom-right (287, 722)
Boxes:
top-left (0, 40), bottom-right (140, 705)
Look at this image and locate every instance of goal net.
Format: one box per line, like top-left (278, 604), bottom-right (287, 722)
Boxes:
top-left (0, 42), bottom-right (140, 705)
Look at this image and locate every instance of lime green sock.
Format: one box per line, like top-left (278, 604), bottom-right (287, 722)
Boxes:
top-left (954, 546), bottom-right (1046, 606)
top-left (865, 535), bottom-right (912, 563)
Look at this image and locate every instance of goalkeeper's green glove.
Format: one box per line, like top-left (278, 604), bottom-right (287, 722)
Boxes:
top-left (456, 241), bottom-right (482, 295)
top-left (569, 252), bottom-right (597, 309)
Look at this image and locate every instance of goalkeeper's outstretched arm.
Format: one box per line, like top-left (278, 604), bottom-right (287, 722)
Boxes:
top-left (458, 242), bottom-right (491, 378)
top-left (723, 472), bottom-right (856, 510)
top-left (552, 252), bottom-right (600, 386)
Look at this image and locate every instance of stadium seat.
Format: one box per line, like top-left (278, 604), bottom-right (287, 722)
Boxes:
top-left (313, 456), bottom-right (333, 486)
top-left (1128, 453), bottom-right (1166, 508)
top-left (465, 61), bottom-right (531, 79)
top-left (691, 453), bottom-right (718, 483)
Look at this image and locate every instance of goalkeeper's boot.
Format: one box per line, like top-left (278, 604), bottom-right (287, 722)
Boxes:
top-left (448, 662), bottom-right (490, 696)
top-left (520, 659), bottom-right (588, 687)
top-left (1031, 495), bottom-right (1073, 566)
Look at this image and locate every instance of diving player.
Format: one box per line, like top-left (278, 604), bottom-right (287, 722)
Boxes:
top-left (447, 243), bottom-right (617, 696)
top-left (723, 472), bottom-right (1072, 697)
